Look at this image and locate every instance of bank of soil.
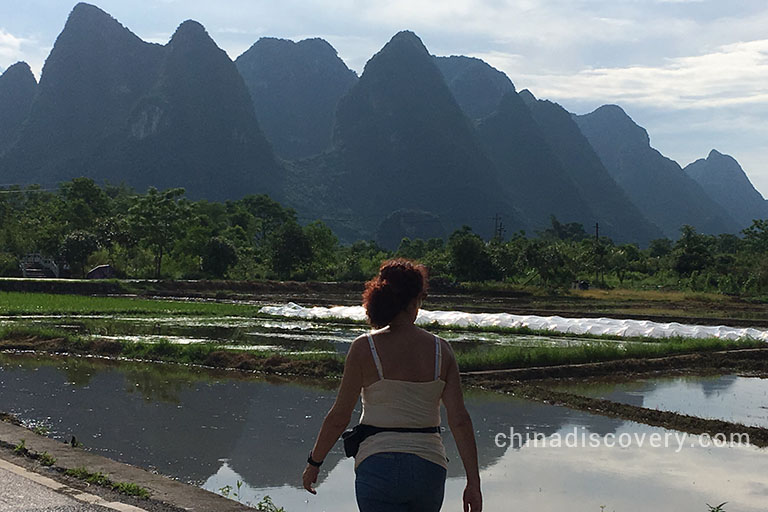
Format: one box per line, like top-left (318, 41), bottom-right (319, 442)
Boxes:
top-left (464, 348), bottom-right (768, 448)
top-left (3, 336), bottom-right (767, 382)
top-left (462, 347), bottom-right (768, 381)
top-left (0, 336), bottom-right (344, 378)
top-left (0, 417), bottom-right (251, 512)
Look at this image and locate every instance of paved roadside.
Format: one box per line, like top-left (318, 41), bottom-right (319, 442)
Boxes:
top-left (0, 458), bottom-right (123, 511)
top-left (0, 419), bottom-right (252, 512)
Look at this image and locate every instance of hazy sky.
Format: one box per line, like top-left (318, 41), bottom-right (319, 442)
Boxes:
top-left (1, 0), bottom-right (766, 196)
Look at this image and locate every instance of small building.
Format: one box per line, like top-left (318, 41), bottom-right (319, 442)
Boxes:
top-left (572, 280), bottom-right (590, 290)
top-left (86, 265), bottom-right (115, 280)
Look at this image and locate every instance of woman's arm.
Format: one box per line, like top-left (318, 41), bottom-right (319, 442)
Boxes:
top-left (302, 337), bottom-right (365, 494)
top-left (442, 341), bottom-right (482, 512)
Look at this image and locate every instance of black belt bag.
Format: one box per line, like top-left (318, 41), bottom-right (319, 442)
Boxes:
top-left (341, 424), bottom-right (441, 457)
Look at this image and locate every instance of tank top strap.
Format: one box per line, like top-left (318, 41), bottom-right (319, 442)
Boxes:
top-left (367, 333), bottom-right (384, 380)
top-left (434, 335), bottom-right (442, 380)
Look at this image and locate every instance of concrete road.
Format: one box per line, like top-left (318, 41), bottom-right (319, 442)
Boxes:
top-left (0, 459), bottom-right (138, 512)
top-left (0, 420), bottom-right (248, 512)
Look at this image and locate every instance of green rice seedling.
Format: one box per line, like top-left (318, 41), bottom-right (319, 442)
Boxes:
top-left (0, 292), bottom-right (261, 317)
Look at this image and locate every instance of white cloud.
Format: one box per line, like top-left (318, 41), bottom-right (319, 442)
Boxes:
top-left (0, 28), bottom-right (25, 60)
top-left (0, 27), bottom-right (46, 78)
top-left (539, 39), bottom-right (768, 109)
top-left (475, 38), bottom-right (768, 110)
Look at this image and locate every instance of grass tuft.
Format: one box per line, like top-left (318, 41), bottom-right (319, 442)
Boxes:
top-left (37, 451), bottom-right (56, 467)
top-left (65, 466), bottom-right (150, 498)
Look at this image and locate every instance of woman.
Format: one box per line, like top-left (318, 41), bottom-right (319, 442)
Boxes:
top-left (302, 259), bottom-right (482, 511)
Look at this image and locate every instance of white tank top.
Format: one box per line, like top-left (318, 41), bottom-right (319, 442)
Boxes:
top-left (355, 333), bottom-right (448, 469)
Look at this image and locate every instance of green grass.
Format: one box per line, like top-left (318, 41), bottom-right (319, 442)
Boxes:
top-left (0, 292), bottom-right (261, 317)
top-left (112, 481), bottom-right (151, 498)
top-left (0, 324), bottom-right (345, 374)
top-left (455, 337), bottom-right (765, 371)
top-left (0, 325), bottom-right (80, 341)
top-left (37, 451), bottom-right (56, 466)
top-left (115, 338), bottom-right (342, 365)
top-left (65, 467), bottom-right (111, 485)
top-left (1, 322), bottom-right (763, 375)
top-left (65, 467), bottom-right (150, 498)
top-left (13, 439), bottom-right (27, 455)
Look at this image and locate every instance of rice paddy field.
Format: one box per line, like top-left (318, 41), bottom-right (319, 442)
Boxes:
top-left (1, 288), bottom-right (767, 511)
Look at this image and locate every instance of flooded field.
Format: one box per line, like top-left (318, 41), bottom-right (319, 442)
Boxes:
top-left (0, 313), bottom-right (622, 355)
top-left (1, 353), bottom-right (766, 512)
top-left (555, 375), bottom-right (768, 429)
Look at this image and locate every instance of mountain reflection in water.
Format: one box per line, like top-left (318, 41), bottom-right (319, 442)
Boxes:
top-left (1, 353), bottom-right (766, 511)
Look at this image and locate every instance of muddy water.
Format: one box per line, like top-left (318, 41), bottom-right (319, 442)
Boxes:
top-left (1, 353), bottom-right (766, 512)
top-left (555, 375), bottom-right (768, 429)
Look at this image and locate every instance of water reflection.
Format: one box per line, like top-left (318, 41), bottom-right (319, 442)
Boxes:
top-left (557, 375), bottom-right (768, 428)
top-left (205, 423), bottom-right (768, 512)
top-left (1, 354), bottom-right (766, 511)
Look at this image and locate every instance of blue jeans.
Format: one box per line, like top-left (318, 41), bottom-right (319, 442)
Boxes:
top-left (355, 452), bottom-right (447, 512)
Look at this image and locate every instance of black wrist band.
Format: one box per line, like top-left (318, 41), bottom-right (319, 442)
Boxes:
top-left (307, 452), bottom-right (323, 467)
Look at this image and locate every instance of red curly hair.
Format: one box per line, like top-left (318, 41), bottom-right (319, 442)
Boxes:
top-left (362, 259), bottom-right (429, 328)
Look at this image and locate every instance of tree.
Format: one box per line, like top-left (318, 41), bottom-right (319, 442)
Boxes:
top-left (522, 240), bottom-right (575, 289)
top-left (61, 230), bottom-right (100, 278)
top-left (237, 195), bottom-right (297, 244)
top-left (648, 238), bottom-right (673, 258)
top-left (672, 225), bottom-right (713, 277)
top-left (59, 178), bottom-right (110, 231)
top-left (267, 221), bottom-right (312, 279)
top-left (539, 216), bottom-right (589, 242)
top-left (128, 188), bottom-right (189, 279)
top-left (337, 240), bottom-right (388, 281)
top-left (303, 221), bottom-right (339, 279)
top-left (447, 226), bottom-right (497, 282)
top-left (743, 219), bottom-right (768, 254)
top-left (201, 237), bottom-right (238, 278)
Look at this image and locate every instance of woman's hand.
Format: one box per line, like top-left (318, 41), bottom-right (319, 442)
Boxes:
top-left (463, 482), bottom-right (482, 512)
top-left (302, 464), bottom-right (319, 494)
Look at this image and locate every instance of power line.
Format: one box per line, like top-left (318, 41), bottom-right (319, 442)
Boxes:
top-left (0, 188), bottom-right (60, 194)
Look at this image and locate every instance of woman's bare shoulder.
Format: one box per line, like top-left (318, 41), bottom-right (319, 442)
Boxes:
top-left (349, 331), bottom-right (377, 353)
top-left (349, 334), bottom-right (369, 350)
top-left (420, 329), bottom-right (453, 350)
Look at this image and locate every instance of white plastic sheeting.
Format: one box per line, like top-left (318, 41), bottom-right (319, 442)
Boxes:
top-left (259, 302), bottom-right (768, 342)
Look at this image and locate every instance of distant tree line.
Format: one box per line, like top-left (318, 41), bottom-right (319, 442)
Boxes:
top-left (1, 179), bottom-right (767, 296)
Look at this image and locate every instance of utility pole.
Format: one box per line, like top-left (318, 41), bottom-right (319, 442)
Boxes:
top-left (493, 213), bottom-right (505, 241)
top-left (594, 222), bottom-right (600, 285)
